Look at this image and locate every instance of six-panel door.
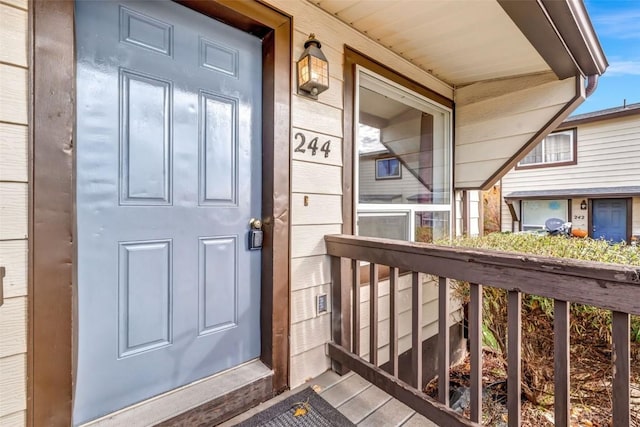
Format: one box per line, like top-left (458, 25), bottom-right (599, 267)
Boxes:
top-left (74, 1), bottom-right (262, 423)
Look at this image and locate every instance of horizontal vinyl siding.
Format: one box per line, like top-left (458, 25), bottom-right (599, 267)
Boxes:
top-left (501, 115), bottom-right (640, 233)
top-left (502, 116), bottom-right (640, 191)
top-left (356, 275), bottom-right (463, 364)
top-left (455, 73), bottom-right (578, 188)
top-left (358, 158), bottom-right (425, 202)
top-left (261, 0), bottom-right (454, 387)
top-left (0, 0), bottom-right (28, 424)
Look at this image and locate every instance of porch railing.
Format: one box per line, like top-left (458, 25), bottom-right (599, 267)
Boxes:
top-left (325, 234), bottom-right (640, 427)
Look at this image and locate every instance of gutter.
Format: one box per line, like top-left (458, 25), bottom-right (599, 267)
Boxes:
top-left (585, 74), bottom-right (598, 97)
top-left (498, 0), bottom-right (608, 79)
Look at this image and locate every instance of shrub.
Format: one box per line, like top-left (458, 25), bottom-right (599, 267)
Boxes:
top-left (438, 233), bottom-right (640, 406)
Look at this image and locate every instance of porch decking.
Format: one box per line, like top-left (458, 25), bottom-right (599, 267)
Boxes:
top-left (222, 370), bottom-right (437, 426)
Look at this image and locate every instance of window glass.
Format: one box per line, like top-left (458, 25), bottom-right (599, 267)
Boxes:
top-left (375, 158), bottom-right (401, 179)
top-left (358, 212), bottom-right (409, 241)
top-left (415, 211), bottom-right (450, 243)
top-left (356, 69), bottom-right (452, 242)
top-left (519, 130), bottom-right (574, 166)
top-left (521, 199), bottom-right (568, 231)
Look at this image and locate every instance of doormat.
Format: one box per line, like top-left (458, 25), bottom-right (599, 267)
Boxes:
top-left (234, 387), bottom-right (355, 427)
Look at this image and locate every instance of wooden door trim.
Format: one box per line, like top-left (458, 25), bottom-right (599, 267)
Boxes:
top-left (30, 1), bottom-right (291, 425)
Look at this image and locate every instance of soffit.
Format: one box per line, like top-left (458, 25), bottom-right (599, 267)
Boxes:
top-left (310, 0), bottom-right (550, 86)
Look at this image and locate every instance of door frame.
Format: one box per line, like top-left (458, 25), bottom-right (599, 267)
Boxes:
top-left (29, 1), bottom-right (291, 425)
top-left (588, 197), bottom-right (632, 242)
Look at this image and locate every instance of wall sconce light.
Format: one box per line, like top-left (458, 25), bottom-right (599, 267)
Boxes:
top-left (580, 200), bottom-right (587, 210)
top-left (297, 34), bottom-right (329, 100)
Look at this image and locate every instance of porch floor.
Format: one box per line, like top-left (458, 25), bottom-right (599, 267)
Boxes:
top-left (221, 370), bottom-right (438, 426)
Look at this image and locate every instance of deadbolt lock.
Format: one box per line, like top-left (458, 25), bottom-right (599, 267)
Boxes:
top-left (249, 218), bottom-right (264, 251)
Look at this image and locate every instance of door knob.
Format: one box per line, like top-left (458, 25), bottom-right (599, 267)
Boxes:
top-left (250, 218), bottom-right (263, 230)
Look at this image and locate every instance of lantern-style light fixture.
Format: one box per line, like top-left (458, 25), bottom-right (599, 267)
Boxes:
top-left (297, 34), bottom-right (329, 100)
top-left (580, 200), bottom-right (587, 210)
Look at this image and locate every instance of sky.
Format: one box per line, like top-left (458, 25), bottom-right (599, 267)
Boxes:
top-left (572, 0), bottom-right (640, 115)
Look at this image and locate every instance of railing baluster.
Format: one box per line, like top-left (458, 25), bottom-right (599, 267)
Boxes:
top-left (370, 263), bottom-right (379, 366)
top-left (352, 259), bottom-right (360, 356)
top-left (612, 311), bottom-right (630, 427)
top-left (507, 290), bottom-right (522, 427)
top-left (331, 256), bottom-right (351, 374)
top-left (469, 283), bottom-right (483, 423)
top-left (389, 267), bottom-right (399, 377)
top-left (438, 276), bottom-right (450, 406)
top-left (412, 272), bottom-right (422, 389)
top-left (554, 299), bottom-right (570, 427)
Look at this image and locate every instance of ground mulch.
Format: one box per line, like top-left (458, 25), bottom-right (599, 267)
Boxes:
top-left (425, 339), bottom-right (640, 427)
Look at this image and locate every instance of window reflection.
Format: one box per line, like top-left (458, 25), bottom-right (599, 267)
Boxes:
top-left (356, 71), bottom-right (452, 242)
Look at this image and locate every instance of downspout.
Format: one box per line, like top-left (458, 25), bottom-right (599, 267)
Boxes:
top-left (585, 74), bottom-right (598, 97)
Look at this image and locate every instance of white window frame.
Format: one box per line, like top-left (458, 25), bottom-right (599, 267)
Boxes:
top-left (354, 66), bottom-right (454, 242)
top-left (517, 129), bottom-right (576, 168)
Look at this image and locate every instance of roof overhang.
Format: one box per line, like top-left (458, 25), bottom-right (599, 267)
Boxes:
top-left (505, 187), bottom-right (640, 201)
top-left (310, 0), bottom-right (606, 88)
top-left (309, 0), bottom-right (607, 190)
top-left (560, 103), bottom-right (640, 127)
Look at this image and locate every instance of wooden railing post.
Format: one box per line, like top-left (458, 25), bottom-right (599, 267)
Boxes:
top-left (507, 290), bottom-right (522, 427)
top-left (352, 259), bottom-right (360, 356)
top-left (331, 256), bottom-right (351, 374)
top-left (612, 311), bottom-right (630, 427)
top-left (470, 283), bottom-right (483, 423)
top-left (389, 267), bottom-right (399, 377)
top-left (369, 263), bottom-right (379, 366)
top-left (554, 299), bottom-right (570, 427)
top-left (412, 272), bottom-right (423, 389)
top-left (438, 276), bottom-right (450, 406)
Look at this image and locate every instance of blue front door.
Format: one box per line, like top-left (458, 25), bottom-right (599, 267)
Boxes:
top-left (592, 199), bottom-right (628, 243)
top-left (75, 1), bottom-right (263, 424)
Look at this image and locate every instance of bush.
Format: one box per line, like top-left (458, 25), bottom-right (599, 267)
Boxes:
top-left (441, 233), bottom-right (640, 343)
top-left (438, 233), bottom-right (640, 407)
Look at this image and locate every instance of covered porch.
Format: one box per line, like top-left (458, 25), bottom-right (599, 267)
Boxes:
top-left (227, 234), bottom-right (638, 426)
top-left (320, 234), bottom-right (638, 426)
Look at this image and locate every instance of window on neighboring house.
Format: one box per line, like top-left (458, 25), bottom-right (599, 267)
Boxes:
top-left (356, 69), bottom-right (452, 244)
top-left (375, 157), bottom-right (401, 179)
top-left (517, 129), bottom-right (576, 168)
top-left (521, 199), bottom-right (569, 231)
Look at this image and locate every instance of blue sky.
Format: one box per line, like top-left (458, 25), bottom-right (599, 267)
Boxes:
top-left (572, 0), bottom-right (640, 115)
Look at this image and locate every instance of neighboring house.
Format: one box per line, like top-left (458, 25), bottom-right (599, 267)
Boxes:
top-left (501, 103), bottom-right (640, 243)
top-left (0, 0), bottom-right (607, 426)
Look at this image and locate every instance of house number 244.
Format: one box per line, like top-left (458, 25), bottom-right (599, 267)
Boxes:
top-left (294, 132), bottom-right (331, 158)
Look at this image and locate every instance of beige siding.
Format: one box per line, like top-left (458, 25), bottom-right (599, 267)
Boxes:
top-left (0, 354), bottom-right (26, 418)
top-left (0, 410), bottom-right (26, 427)
top-left (0, 297), bottom-right (27, 358)
top-left (262, 0), bottom-right (456, 387)
top-left (455, 73), bottom-right (580, 189)
top-left (356, 275), bottom-right (463, 364)
top-left (0, 123), bottom-right (28, 182)
top-left (358, 157), bottom-right (425, 202)
top-left (0, 4), bottom-right (28, 67)
top-left (0, 0), bottom-right (28, 423)
top-left (501, 115), bottom-right (640, 235)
